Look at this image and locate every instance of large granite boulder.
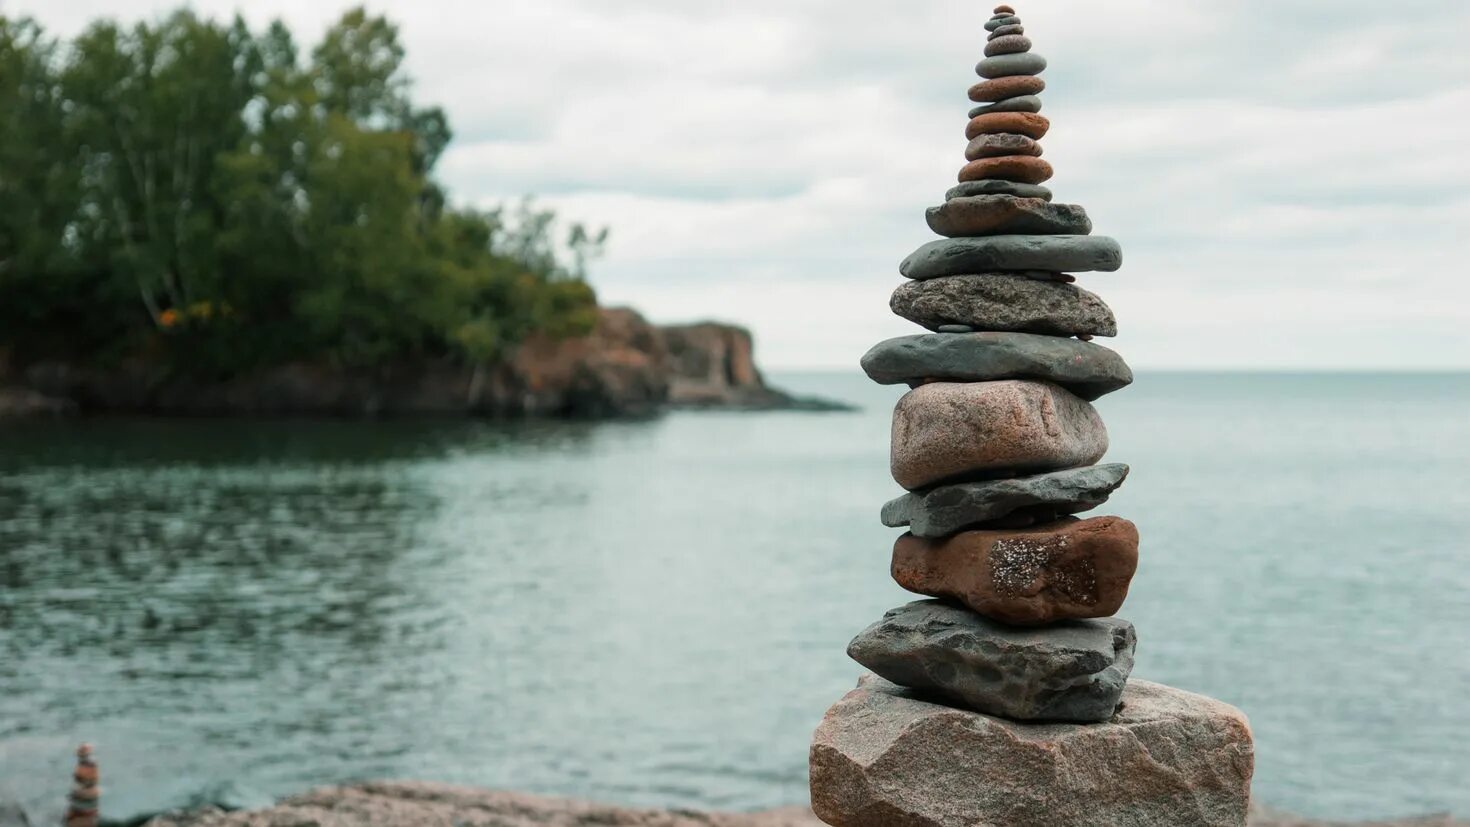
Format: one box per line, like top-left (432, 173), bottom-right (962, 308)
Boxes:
top-left (890, 381), bottom-right (1107, 490)
top-left (847, 601), bottom-right (1135, 722)
top-left (810, 675), bottom-right (1255, 827)
top-left (892, 516), bottom-right (1139, 625)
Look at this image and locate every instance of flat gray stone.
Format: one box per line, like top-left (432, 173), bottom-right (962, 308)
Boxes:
top-left (891, 275), bottom-right (1117, 337)
top-left (935, 325), bottom-right (975, 334)
top-left (988, 24), bottom-right (1026, 39)
top-left (901, 236), bottom-right (1123, 279)
top-left (810, 674), bottom-right (1255, 827)
top-left (969, 94), bottom-right (1043, 117)
top-left (881, 464), bottom-right (1131, 536)
top-left (847, 601), bottom-right (1136, 722)
top-left (946, 180), bottom-right (1052, 201)
top-left (984, 15), bottom-right (1022, 31)
top-left (859, 331), bottom-right (1132, 400)
top-left (976, 52), bottom-right (1048, 79)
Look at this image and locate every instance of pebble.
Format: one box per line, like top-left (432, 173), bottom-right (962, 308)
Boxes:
top-left (847, 601), bottom-right (1136, 721)
top-left (985, 15), bottom-right (1022, 31)
top-left (984, 35), bottom-right (1032, 57)
top-left (900, 235), bottom-right (1123, 278)
top-left (965, 132), bottom-right (1042, 160)
top-left (976, 52), bottom-right (1048, 79)
top-left (965, 111), bottom-right (1049, 140)
top-left (946, 179), bottom-right (1052, 201)
top-left (880, 464), bottom-right (1132, 535)
top-left (927, 195), bottom-right (1090, 237)
top-left (988, 24), bottom-right (1026, 40)
top-left (993, 4), bottom-right (1016, 14)
top-left (969, 95), bottom-right (1043, 117)
top-left (969, 75), bottom-right (1046, 103)
top-left (888, 381), bottom-right (1109, 490)
top-left (936, 325), bottom-right (976, 334)
top-left (958, 155), bottom-right (1054, 185)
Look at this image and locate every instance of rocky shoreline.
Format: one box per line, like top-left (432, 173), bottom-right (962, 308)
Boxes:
top-left (117, 783), bottom-right (1464, 827)
top-left (0, 308), bottom-right (852, 420)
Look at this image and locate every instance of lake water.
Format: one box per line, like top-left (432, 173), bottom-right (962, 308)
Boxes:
top-left (1, 372), bottom-right (1467, 823)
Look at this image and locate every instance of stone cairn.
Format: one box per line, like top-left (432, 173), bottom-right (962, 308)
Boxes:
top-left (65, 743), bottom-right (100, 827)
top-left (809, 8), bottom-right (1256, 826)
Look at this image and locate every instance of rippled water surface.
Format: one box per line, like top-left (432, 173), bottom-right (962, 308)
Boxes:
top-left (1, 372), bottom-right (1468, 822)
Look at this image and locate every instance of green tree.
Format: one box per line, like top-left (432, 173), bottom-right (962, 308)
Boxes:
top-left (0, 7), bottom-right (603, 375)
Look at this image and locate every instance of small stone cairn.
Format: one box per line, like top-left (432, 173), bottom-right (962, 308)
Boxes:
top-left (65, 744), bottom-right (99, 827)
top-left (809, 8), bottom-right (1256, 826)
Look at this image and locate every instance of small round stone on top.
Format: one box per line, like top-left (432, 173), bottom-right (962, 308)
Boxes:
top-left (994, 4), bottom-right (1016, 14)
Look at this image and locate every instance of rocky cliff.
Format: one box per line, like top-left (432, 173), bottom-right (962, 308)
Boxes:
top-left (0, 308), bottom-right (848, 418)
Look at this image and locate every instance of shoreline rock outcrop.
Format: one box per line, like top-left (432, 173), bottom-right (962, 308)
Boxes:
top-left (810, 7), bottom-right (1256, 826)
top-left (0, 309), bottom-right (851, 419)
top-left (107, 783), bottom-right (1467, 827)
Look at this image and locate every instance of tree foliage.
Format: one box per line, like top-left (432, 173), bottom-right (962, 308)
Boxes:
top-left (0, 8), bottom-right (602, 372)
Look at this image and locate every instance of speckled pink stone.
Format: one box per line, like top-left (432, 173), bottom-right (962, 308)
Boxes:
top-left (890, 381), bottom-right (1108, 491)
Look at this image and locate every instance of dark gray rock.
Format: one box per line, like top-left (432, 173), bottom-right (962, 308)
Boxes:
top-left (891, 276), bottom-right (1117, 337)
top-left (860, 331), bottom-right (1132, 400)
top-left (969, 94), bottom-right (1043, 117)
top-left (985, 15), bottom-right (1022, 31)
top-left (988, 24), bottom-right (1026, 39)
top-left (881, 464), bottom-right (1131, 536)
top-left (936, 325), bottom-right (976, 334)
top-left (901, 236), bottom-right (1123, 279)
top-left (810, 675), bottom-right (1256, 827)
top-left (976, 52), bottom-right (1048, 79)
top-left (847, 601), bottom-right (1136, 722)
top-left (946, 180), bottom-right (1052, 201)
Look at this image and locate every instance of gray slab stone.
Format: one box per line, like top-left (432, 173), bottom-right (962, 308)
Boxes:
top-left (988, 24), bottom-right (1026, 39)
top-left (976, 52), bottom-right (1048, 79)
top-left (985, 15), bottom-right (1022, 31)
top-left (946, 180), bottom-right (1052, 201)
top-left (810, 674), bottom-right (1255, 827)
top-left (969, 94), bottom-right (1043, 117)
top-left (881, 464), bottom-right (1131, 536)
top-left (901, 236), bottom-right (1123, 279)
top-left (890, 275), bottom-right (1117, 337)
top-left (847, 601), bottom-right (1136, 722)
top-left (860, 331), bottom-right (1133, 400)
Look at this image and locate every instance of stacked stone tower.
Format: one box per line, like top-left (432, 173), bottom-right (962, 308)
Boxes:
top-left (65, 744), bottom-right (100, 827)
top-left (809, 8), bottom-right (1256, 826)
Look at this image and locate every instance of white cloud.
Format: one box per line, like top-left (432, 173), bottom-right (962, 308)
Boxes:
top-left (18, 0), bottom-right (1470, 368)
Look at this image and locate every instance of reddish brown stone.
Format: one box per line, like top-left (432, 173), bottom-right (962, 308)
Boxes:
top-left (985, 34), bottom-right (1032, 57)
top-left (994, 4), bottom-right (1016, 14)
top-left (965, 111), bottom-right (1050, 140)
top-left (965, 132), bottom-right (1042, 160)
top-left (890, 381), bottom-right (1107, 490)
top-left (959, 155), bottom-right (1054, 184)
top-left (892, 516), bottom-right (1139, 625)
top-left (926, 195), bottom-right (1090, 237)
top-left (968, 75), bottom-right (1046, 103)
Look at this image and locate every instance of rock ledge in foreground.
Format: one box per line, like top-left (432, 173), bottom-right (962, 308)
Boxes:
top-left (810, 675), bottom-right (1254, 827)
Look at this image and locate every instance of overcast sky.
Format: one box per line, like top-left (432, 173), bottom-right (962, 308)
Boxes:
top-left (15, 0), bottom-right (1470, 369)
